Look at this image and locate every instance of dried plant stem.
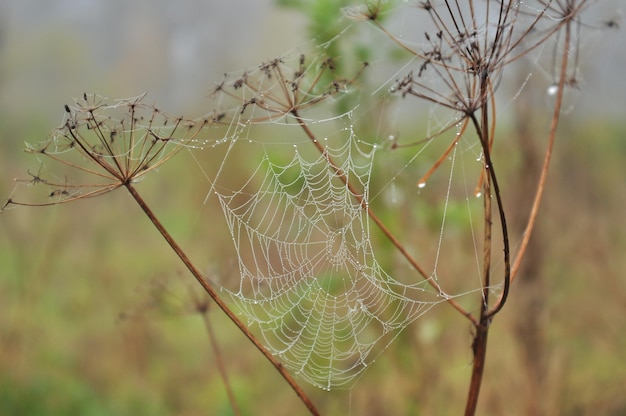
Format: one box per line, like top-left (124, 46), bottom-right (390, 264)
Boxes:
top-left (124, 183), bottom-right (320, 416)
top-left (197, 301), bottom-right (241, 416)
top-left (464, 75), bottom-right (512, 414)
top-left (292, 109), bottom-right (477, 325)
top-left (464, 15), bottom-right (574, 414)
top-left (464, 314), bottom-right (489, 416)
top-left (464, 113), bottom-right (494, 416)
top-left (509, 19), bottom-right (572, 284)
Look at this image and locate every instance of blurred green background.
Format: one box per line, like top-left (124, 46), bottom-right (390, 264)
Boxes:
top-left (1, 1), bottom-right (625, 415)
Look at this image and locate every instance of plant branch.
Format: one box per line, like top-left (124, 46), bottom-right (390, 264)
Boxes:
top-left (123, 182), bottom-right (320, 416)
top-left (509, 15), bottom-right (572, 285)
top-left (463, 73), bottom-right (512, 414)
top-left (198, 301), bottom-right (241, 416)
top-left (464, 312), bottom-right (489, 416)
top-left (292, 109), bottom-right (477, 325)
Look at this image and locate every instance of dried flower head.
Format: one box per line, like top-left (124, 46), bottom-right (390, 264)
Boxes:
top-left (4, 93), bottom-right (209, 209)
top-left (209, 53), bottom-right (367, 124)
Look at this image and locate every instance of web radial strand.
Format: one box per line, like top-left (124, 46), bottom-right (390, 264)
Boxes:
top-left (217, 132), bottom-right (441, 389)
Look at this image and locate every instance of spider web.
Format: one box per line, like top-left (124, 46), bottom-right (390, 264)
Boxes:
top-left (187, 0), bottom-right (523, 388)
top-left (5, 0), bottom-right (606, 400)
top-left (182, 20), bottom-right (491, 386)
top-left (213, 127), bottom-right (444, 389)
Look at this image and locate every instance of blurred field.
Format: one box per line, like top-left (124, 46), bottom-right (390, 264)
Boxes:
top-left (1, 113), bottom-right (625, 415)
top-left (1, 2), bottom-right (626, 415)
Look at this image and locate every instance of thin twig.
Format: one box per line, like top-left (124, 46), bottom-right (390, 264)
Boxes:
top-left (197, 299), bottom-right (242, 416)
top-left (509, 12), bottom-right (572, 284)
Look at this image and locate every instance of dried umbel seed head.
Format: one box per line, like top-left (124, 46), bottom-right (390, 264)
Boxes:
top-left (6, 94), bottom-right (209, 208)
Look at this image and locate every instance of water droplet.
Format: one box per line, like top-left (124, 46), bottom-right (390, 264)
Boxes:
top-left (417, 181), bottom-right (426, 189)
top-left (547, 84), bottom-right (559, 96)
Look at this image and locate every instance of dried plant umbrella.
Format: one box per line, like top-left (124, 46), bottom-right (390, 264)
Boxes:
top-left (6, 93), bottom-right (207, 205)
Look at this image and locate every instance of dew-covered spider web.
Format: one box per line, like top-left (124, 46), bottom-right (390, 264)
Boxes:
top-left (181, 43), bottom-right (498, 390)
top-left (4, 0), bottom-right (608, 399)
top-left (17, 0), bottom-right (561, 391)
top-left (214, 129), bottom-right (445, 390)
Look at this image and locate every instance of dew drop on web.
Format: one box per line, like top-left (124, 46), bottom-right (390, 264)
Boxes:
top-left (547, 84), bottom-right (559, 96)
top-left (390, 180), bottom-right (397, 204)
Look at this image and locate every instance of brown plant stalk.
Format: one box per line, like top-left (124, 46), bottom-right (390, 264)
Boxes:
top-left (291, 108), bottom-right (478, 325)
top-left (509, 7), bottom-right (573, 284)
top-left (189, 290), bottom-right (241, 416)
top-left (124, 182), bottom-right (320, 416)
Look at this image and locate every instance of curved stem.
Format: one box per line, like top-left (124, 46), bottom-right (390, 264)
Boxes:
top-left (124, 183), bottom-right (320, 416)
top-left (465, 15), bottom-right (572, 415)
top-left (464, 74), bottom-right (511, 414)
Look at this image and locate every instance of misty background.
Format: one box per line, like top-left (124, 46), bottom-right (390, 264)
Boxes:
top-left (1, 1), bottom-right (625, 415)
top-left (0, 0), bottom-right (310, 130)
top-left (1, 0), bottom-right (624, 128)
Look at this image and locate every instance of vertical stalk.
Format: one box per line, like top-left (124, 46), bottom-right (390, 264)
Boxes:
top-left (197, 299), bottom-right (242, 416)
top-left (464, 15), bottom-right (572, 412)
top-left (464, 70), bottom-right (512, 414)
top-left (464, 109), bottom-right (492, 414)
top-left (464, 317), bottom-right (489, 416)
top-left (509, 20), bottom-right (571, 283)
